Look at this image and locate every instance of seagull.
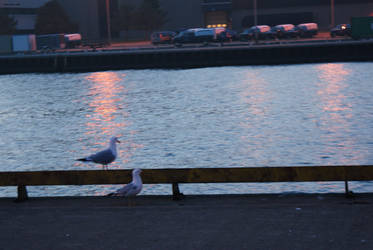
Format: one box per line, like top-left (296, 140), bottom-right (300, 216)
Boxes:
top-left (108, 169), bottom-right (143, 205)
top-left (76, 136), bottom-right (120, 170)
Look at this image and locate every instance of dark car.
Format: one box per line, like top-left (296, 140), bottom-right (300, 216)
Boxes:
top-left (297, 23), bottom-right (318, 38)
top-left (239, 25), bottom-right (271, 41)
top-left (239, 28), bottom-right (251, 41)
top-left (173, 28), bottom-right (216, 45)
top-left (330, 24), bottom-right (351, 37)
top-left (151, 31), bottom-right (176, 45)
top-left (172, 30), bottom-right (196, 44)
top-left (216, 28), bottom-right (239, 42)
top-left (286, 23), bottom-right (318, 38)
top-left (270, 24), bottom-right (295, 39)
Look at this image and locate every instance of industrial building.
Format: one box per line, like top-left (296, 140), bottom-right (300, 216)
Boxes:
top-left (1, 0), bottom-right (372, 40)
top-left (0, 0), bottom-right (115, 39)
top-left (158, 0), bottom-right (373, 31)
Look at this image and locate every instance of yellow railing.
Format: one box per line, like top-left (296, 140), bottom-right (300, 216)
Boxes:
top-left (1, 165), bottom-right (373, 201)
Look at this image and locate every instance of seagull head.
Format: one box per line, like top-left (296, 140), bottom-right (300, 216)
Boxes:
top-left (110, 136), bottom-right (121, 144)
top-left (132, 168), bottom-right (142, 176)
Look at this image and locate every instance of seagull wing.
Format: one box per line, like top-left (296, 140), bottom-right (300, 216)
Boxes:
top-left (113, 183), bottom-right (136, 196)
top-left (112, 182), bottom-right (143, 197)
top-left (87, 148), bottom-right (115, 165)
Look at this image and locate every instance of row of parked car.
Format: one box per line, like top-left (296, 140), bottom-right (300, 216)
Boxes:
top-left (150, 22), bottom-right (352, 45)
top-left (150, 27), bottom-right (238, 45)
top-left (239, 23), bottom-right (319, 41)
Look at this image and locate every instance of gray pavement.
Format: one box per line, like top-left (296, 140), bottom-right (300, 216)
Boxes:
top-left (1, 193), bottom-right (372, 250)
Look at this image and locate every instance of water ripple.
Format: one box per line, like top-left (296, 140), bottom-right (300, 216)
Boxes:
top-left (0, 63), bottom-right (373, 196)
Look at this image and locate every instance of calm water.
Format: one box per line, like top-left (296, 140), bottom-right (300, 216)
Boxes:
top-left (1, 63), bottom-right (373, 197)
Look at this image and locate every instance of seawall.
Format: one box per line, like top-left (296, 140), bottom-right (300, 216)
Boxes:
top-left (0, 39), bottom-right (373, 74)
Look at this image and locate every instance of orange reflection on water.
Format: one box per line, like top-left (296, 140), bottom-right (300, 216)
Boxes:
top-left (85, 71), bottom-right (128, 140)
top-left (315, 63), bottom-right (362, 163)
top-left (238, 70), bottom-right (273, 163)
top-left (316, 63), bottom-right (351, 113)
top-left (240, 70), bottom-right (271, 118)
top-left (79, 71), bottom-right (143, 169)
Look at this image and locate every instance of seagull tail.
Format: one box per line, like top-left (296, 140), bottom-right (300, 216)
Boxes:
top-left (107, 192), bottom-right (115, 196)
top-left (76, 158), bottom-right (90, 162)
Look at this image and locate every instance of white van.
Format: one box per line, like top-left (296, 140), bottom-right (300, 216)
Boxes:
top-left (64, 33), bottom-right (82, 48)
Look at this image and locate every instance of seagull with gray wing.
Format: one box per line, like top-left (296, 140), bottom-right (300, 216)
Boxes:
top-left (108, 169), bottom-right (143, 205)
top-left (76, 136), bottom-right (120, 170)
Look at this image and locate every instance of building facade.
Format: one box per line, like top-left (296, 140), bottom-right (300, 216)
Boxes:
top-left (0, 0), bottom-right (50, 33)
top-left (1, 0), bottom-right (373, 40)
top-left (158, 0), bottom-right (373, 31)
top-left (0, 0), bottom-right (110, 39)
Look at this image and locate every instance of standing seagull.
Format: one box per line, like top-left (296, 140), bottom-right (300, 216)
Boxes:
top-left (76, 136), bottom-right (120, 170)
top-left (108, 169), bottom-right (143, 205)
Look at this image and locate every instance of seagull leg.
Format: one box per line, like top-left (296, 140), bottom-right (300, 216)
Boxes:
top-left (127, 197), bottom-right (134, 207)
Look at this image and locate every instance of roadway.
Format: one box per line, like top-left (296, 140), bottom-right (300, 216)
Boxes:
top-left (67, 32), bottom-right (351, 53)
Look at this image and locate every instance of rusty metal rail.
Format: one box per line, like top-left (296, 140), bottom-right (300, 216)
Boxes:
top-left (1, 165), bottom-right (373, 201)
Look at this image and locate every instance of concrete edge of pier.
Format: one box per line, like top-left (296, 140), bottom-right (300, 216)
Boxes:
top-left (1, 193), bottom-right (372, 250)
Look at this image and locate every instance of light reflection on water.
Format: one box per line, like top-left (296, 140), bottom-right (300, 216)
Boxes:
top-left (0, 62), bottom-right (373, 197)
top-left (85, 71), bottom-right (127, 137)
top-left (315, 64), bottom-right (367, 164)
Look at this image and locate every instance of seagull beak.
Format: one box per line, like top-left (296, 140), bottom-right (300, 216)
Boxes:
top-left (116, 138), bottom-right (121, 143)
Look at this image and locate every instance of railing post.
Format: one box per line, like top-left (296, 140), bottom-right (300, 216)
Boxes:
top-left (345, 180), bottom-right (353, 198)
top-left (16, 185), bottom-right (28, 202)
top-left (172, 183), bottom-right (184, 200)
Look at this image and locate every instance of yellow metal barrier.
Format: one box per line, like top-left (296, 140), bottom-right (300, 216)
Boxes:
top-left (1, 165), bottom-right (373, 201)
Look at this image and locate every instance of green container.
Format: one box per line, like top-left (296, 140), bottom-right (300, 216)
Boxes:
top-left (0, 35), bottom-right (12, 54)
top-left (351, 16), bottom-right (373, 39)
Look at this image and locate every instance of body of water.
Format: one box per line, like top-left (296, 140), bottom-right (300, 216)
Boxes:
top-left (1, 62), bottom-right (373, 196)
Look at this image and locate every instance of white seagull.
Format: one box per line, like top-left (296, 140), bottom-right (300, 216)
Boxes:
top-left (108, 169), bottom-right (143, 201)
top-left (76, 136), bottom-right (120, 170)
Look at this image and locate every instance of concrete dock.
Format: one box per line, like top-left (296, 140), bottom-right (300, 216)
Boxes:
top-left (1, 39), bottom-right (373, 74)
top-left (1, 193), bottom-right (372, 250)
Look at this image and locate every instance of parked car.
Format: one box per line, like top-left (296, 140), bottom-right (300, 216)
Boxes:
top-left (285, 23), bottom-right (318, 38)
top-left (270, 24), bottom-right (295, 39)
top-left (239, 28), bottom-right (251, 41)
top-left (297, 23), bottom-right (318, 38)
top-left (193, 28), bottom-right (216, 42)
top-left (227, 29), bottom-right (239, 41)
top-left (173, 28), bottom-right (215, 45)
top-left (239, 25), bottom-right (271, 41)
top-left (151, 31), bottom-right (176, 45)
top-left (216, 28), bottom-right (238, 42)
top-left (330, 24), bottom-right (351, 37)
top-left (64, 33), bottom-right (82, 48)
top-left (173, 30), bottom-right (195, 44)
top-left (285, 27), bottom-right (300, 38)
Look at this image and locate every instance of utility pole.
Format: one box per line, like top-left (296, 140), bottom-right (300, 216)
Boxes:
top-left (253, 0), bottom-right (257, 26)
top-left (330, 0), bottom-right (335, 28)
top-left (253, 0), bottom-right (258, 43)
top-left (106, 0), bottom-right (112, 44)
